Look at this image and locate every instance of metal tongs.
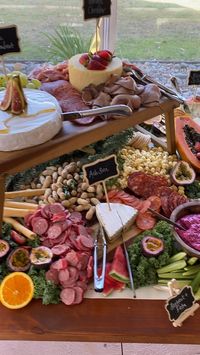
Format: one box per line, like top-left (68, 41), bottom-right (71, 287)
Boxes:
top-left (62, 104), bottom-right (132, 121)
top-left (93, 223), bottom-right (107, 292)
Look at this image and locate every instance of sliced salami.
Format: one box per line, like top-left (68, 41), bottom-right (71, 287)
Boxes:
top-left (47, 224), bottom-right (63, 239)
top-left (58, 269), bottom-right (70, 283)
top-left (69, 212), bottom-right (82, 224)
top-left (73, 286), bottom-right (84, 305)
top-left (51, 244), bottom-right (69, 256)
top-left (51, 258), bottom-right (68, 271)
top-left (147, 196), bottom-right (161, 212)
top-left (79, 235), bottom-right (94, 249)
top-left (49, 203), bottom-right (65, 214)
top-left (60, 288), bottom-right (76, 306)
top-left (136, 211), bottom-right (156, 230)
top-left (51, 212), bottom-right (67, 223)
top-left (32, 217), bottom-right (49, 236)
top-left (65, 250), bottom-right (79, 267)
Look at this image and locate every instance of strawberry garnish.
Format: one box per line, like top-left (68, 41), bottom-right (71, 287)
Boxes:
top-left (79, 50), bottom-right (113, 70)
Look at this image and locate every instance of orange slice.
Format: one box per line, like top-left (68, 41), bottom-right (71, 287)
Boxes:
top-left (0, 272), bottom-right (34, 309)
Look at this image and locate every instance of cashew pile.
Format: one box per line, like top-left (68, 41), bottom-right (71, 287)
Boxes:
top-left (20, 161), bottom-right (104, 220)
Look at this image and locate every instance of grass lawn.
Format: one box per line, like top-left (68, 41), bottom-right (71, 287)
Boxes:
top-left (0, 0), bottom-right (200, 61)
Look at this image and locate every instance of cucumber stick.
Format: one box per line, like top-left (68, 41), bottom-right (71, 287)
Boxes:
top-left (188, 257), bottom-right (198, 266)
top-left (157, 260), bottom-right (187, 274)
top-left (158, 279), bottom-right (191, 288)
top-left (157, 272), bottom-right (194, 280)
top-left (168, 252), bottom-right (187, 263)
top-left (191, 270), bottom-right (200, 294)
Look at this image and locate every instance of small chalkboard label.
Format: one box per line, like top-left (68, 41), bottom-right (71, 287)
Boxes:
top-left (83, 0), bottom-right (111, 20)
top-left (165, 286), bottom-right (195, 322)
top-left (0, 25), bottom-right (20, 56)
top-left (83, 155), bottom-right (119, 186)
top-left (188, 70), bottom-right (200, 86)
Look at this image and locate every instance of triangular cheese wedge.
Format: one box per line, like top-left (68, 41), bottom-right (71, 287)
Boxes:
top-left (96, 203), bottom-right (138, 242)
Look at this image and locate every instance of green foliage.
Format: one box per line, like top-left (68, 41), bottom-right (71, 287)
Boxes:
top-left (184, 180), bottom-right (200, 199)
top-left (87, 128), bottom-right (134, 162)
top-left (128, 221), bottom-right (178, 289)
top-left (44, 25), bottom-right (91, 62)
top-left (28, 267), bottom-right (60, 305)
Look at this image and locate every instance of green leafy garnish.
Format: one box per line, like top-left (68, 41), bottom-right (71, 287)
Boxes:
top-left (28, 267), bottom-right (60, 305)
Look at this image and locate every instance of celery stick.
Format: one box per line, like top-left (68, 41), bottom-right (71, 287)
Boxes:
top-left (183, 264), bottom-right (200, 273)
top-left (157, 260), bottom-right (187, 274)
top-left (183, 266), bottom-right (200, 276)
top-left (168, 252), bottom-right (187, 264)
top-left (158, 272), bottom-right (193, 279)
top-left (188, 257), bottom-right (198, 266)
top-left (191, 270), bottom-right (200, 293)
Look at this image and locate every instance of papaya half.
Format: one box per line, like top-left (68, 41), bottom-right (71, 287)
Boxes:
top-left (175, 115), bottom-right (200, 172)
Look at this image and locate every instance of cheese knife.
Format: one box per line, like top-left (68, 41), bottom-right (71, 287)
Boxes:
top-left (61, 104), bottom-right (132, 121)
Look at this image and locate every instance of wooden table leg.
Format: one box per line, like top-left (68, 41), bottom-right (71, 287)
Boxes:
top-left (165, 109), bottom-right (176, 154)
top-left (0, 173), bottom-right (6, 236)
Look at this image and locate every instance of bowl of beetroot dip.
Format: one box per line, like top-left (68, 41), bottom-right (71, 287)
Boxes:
top-left (171, 201), bottom-right (200, 257)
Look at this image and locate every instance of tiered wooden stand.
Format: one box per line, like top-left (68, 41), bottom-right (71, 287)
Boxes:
top-left (1, 98), bottom-right (197, 343)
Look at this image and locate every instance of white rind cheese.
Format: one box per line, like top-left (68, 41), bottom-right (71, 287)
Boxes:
top-left (68, 53), bottom-right (123, 92)
top-left (0, 89), bottom-right (62, 151)
top-left (96, 203), bottom-right (138, 242)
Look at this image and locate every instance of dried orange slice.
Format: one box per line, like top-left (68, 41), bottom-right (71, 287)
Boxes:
top-left (0, 272), bottom-right (34, 309)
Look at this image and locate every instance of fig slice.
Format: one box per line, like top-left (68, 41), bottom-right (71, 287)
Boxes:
top-left (170, 161), bottom-right (196, 186)
top-left (0, 78), bottom-right (12, 111)
top-left (141, 236), bottom-right (164, 257)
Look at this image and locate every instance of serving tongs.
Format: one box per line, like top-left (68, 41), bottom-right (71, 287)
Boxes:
top-left (62, 104), bottom-right (132, 121)
top-left (93, 223), bottom-right (107, 292)
top-left (130, 67), bottom-right (184, 104)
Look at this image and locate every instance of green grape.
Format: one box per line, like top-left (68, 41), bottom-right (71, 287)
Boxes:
top-left (19, 73), bottom-right (28, 87)
top-left (31, 78), bottom-right (41, 89)
top-left (0, 75), bottom-right (6, 87)
top-left (26, 82), bottom-right (35, 89)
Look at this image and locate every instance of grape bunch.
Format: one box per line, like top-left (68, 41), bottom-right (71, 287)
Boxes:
top-left (0, 71), bottom-right (41, 91)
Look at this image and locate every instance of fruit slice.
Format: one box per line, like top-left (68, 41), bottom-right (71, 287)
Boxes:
top-left (175, 116), bottom-right (200, 172)
top-left (0, 272), bottom-right (34, 309)
top-left (11, 75), bottom-right (27, 114)
top-left (109, 245), bottom-right (129, 283)
top-left (0, 78), bottom-right (12, 111)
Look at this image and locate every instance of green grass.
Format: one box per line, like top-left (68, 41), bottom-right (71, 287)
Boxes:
top-left (1, 0), bottom-right (200, 61)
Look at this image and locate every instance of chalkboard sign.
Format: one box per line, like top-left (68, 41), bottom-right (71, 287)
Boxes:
top-left (165, 286), bottom-right (195, 322)
top-left (83, 0), bottom-right (111, 20)
top-left (83, 155), bottom-right (119, 186)
top-left (188, 70), bottom-right (200, 86)
top-left (0, 25), bottom-right (20, 56)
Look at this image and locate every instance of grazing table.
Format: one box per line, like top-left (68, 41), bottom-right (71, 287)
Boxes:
top-left (0, 97), bottom-right (190, 343)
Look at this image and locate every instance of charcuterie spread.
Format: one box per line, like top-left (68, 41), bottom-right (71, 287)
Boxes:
top-left (1, 50), bottom-right (200, 313)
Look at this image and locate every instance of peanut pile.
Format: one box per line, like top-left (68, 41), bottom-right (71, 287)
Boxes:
top-left (20, 161), bottom-right (104, 220)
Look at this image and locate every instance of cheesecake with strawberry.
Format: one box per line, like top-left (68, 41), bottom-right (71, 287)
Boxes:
top-left (68, 50), bottom-right (123, 92)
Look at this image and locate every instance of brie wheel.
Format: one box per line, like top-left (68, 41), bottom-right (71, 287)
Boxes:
top-left (0, 89), bottom-right (62, 151)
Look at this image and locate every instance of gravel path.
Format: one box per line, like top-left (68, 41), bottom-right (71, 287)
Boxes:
top-left (2, 60), bottom-right (200, 99)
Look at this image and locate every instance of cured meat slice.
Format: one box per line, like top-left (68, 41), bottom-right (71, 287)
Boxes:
top-left (69, 212), bottom-right (83, 224)
top-left (79, 235), bottom-right (94, 249)
top-left (65, 250), bottom-right (79, 267)
top-left (147, 196), bottom-right (161, 211)
top-left (76, 280), bottom-right (88, 291)
top-left (60, 288), bottom-right (76, 306)
top-left (87, 255), bottom-right (93, 279)
top-left (45, 269), bottom-right (59, 285)
top-left (32, 217), bottom-right (49, 236)
top-left (49, 203), bottom-right (65, 214)
top-left (41, 205), bottom-right (51, 219)
top-left (73, 286), bottom-right (84, 305)
top-left (51, 244), bottom-right (69, 256)
top-left (51, 212), bottom-right (67, 223)
top-left (51, 258), bottom-right (68, 271)
top-left (136, 211), bottom-right (156, 230)
top-left (68, 266), bottom-right (79, 281)
top-left (58, 269), bottom-right (70, 283)
top-left (47, 224), bottom-right (63, 239)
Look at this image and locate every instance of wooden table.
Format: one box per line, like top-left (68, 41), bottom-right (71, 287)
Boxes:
top-left (0, 97), bottom-right (188, 343)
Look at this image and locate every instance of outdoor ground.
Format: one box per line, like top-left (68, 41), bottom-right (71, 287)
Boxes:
top-left (0, 0), bottom-right (200, 61)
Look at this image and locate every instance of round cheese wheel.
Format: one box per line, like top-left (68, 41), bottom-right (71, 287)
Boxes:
top-left (0, 89), bottom-right (62, 151)
top-left (68, 53), bottom-right (123, 92)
